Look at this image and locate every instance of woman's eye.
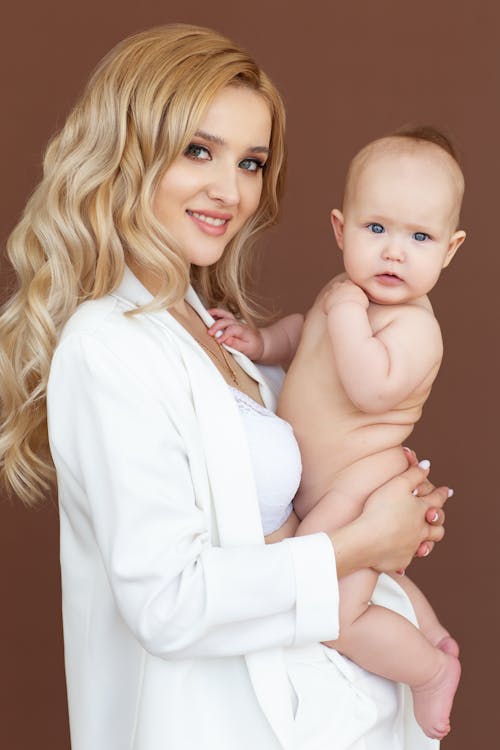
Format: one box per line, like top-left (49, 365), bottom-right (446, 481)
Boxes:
top-left (413, 231), bottom-right (430, 242)
top-left (368, 223), bottom-right (384, 234)
top-left (184, 143), bottom-right (211, 161)
top-left (239, 158), bottom-right (264, 172)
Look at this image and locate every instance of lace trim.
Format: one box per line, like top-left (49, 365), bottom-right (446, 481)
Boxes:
top-left (228, 386), bottom-right (275, 417)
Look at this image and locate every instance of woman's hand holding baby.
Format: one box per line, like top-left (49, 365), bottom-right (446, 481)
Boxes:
top-left (331, 461), bottom-right (450, 580)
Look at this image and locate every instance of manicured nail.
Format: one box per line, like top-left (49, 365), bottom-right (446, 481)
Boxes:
top-left (418, 459), bottom-right (430, 470)
top-left (430, 511), bottom-right (439, 522)
top-left (402, 446), bottom-right (411, 454)
top-left (215, 330), bottom-right (223, 339)
top-left (422, 546), bottom-right (430, 557)
top-left (447, 488), bottom-right (454, 498)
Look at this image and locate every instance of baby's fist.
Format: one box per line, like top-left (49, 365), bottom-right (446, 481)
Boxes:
top-left (324, 279), bottom-right (369, 313)
top-left (207, 308), bottom-right (264, 360)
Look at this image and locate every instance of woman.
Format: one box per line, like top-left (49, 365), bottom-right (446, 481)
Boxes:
top-left (0, 25), bottom-right (449, 749)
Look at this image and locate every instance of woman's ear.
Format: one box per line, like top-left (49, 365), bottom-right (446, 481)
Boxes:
top-left (442, 229), bottom-right (466, 268)
top-left (330, 209), bottom-right (345, 251)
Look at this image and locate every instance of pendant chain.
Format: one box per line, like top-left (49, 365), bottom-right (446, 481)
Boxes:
top-left (168, 307), bottom-right (240, 387)
top-left (194, 336), bottom-right (240, 387)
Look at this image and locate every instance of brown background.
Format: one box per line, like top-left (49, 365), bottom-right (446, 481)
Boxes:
top-left (1, 1), bottom-right (499, 748)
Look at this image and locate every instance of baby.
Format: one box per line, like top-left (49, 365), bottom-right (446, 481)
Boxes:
top-left (208, 127), bottom-right (465, 740)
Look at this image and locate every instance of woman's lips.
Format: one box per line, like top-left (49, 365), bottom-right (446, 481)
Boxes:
top-left (186, 209), bottom-right (231, 236)
top-left (375, 273), bottom-right (404, 286)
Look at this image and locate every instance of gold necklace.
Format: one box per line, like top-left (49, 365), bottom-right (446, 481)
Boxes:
top-left (194, 335), bottom-right (241, 387)
top-left (168, 306), bottom-right (241, 387)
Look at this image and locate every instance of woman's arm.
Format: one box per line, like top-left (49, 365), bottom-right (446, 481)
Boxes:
top-left (48, 331), bottom-right (448, 659)
top-left (49, 330), bottom-right (339, 655)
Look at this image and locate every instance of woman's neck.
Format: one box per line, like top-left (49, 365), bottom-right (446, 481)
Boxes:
top-left (125, 255), bottom-right (264, 405)
top-left (126, 255), bottom-right (190, 316)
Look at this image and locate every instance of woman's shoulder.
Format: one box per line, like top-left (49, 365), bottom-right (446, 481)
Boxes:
top-left (59, 295), bottom-right (122, 343)
top-left (51, 294), bottom-right (186, 394)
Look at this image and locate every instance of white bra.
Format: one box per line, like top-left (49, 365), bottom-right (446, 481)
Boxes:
top-left (229, 387), bottom-right (301, 535)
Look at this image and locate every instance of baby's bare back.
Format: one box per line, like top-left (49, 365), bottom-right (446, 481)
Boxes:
top-left (277, 284), bottom-right (435, 520)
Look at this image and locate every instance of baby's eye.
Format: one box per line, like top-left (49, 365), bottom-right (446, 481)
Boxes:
top-left (184, 143), bottom-right (211, 161)
top-left (368, 223), bottom-right (384, 234)
top-left (239, 158), bottom-right (264, 172)
top-left (413, 231), bottom-right (430, 242)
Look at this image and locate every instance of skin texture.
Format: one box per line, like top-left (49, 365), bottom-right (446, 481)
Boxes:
top-left (293, 149), bottom-right (462, 738)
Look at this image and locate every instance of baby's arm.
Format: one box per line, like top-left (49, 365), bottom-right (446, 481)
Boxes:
top-left (208, 308), bottom-right (303, 368)
top-left (325, 279), bottom-right (443, 412)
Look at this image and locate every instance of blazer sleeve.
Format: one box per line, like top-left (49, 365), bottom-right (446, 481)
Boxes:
top-left (48, 330), bottom-right (340, 659)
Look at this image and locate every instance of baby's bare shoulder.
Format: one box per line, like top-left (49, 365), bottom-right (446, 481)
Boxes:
top-left (371, 299), bottom-right (441, 337)
top-left (373, 302), bottom-right (443, 372)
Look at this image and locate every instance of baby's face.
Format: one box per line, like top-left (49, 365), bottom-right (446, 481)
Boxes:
top-left (332, 149), bottom-right (465, 305)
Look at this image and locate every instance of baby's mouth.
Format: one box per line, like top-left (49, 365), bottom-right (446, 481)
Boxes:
top-left (376, 272), bottom-right (403, 284)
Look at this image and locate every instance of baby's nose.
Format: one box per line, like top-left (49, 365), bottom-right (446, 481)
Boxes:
top-left (383, 241), bottom-right (405, 261)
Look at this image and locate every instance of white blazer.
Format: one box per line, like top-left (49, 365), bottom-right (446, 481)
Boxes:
top-left (47, 267), bottom-right (437, 750)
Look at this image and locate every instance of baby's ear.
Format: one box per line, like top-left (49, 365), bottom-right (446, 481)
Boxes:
top-left (330, 209), bottom-right (345, 251)
top-left (442, 229), bottom-right (466, 268)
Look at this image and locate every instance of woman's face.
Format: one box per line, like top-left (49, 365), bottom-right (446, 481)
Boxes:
top-left (153, 85), bottom-right (272, 267)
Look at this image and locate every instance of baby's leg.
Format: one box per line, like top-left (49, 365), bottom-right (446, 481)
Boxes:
top-left (296, 478), bottom-right (460, 739)
top-left (325, 596), bottom-right (461, 740)
top-left (389, 573), bottom-right (460, 657)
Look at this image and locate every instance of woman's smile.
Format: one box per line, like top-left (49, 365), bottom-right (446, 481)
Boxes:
top-left (186, 208), bottom-right (232, 235)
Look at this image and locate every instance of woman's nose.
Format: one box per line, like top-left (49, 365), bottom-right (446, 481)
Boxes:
top-left (206, 165), bottom-right (240, 206)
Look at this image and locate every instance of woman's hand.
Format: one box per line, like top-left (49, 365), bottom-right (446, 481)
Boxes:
top-left (330, 461), bottom-right (450, 579)
top-left (401, 447), bottom-right (450, 558)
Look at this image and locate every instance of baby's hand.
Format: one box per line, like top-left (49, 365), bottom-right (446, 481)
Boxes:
top-left (323, 278), bottom-right (369, 314)
top-left (207, 308), bottom-right (265, 361)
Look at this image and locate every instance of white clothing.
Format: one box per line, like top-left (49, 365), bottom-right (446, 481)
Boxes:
top-left (47, 267), bottom-right (437, 750)
top-left (229, 386), bottom-right (298, 534)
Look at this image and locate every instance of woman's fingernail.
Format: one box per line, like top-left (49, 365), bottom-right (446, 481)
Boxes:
top-left (215, 330), bottom-right (223, 339)
top-left (447, 488), bottom-right (454, 498)
top-left (422, 546), bottom-right (430, 557)
top-left (418, 459), bottom-right (430, 470)
top-left (402, 446), bottom-right (411, 454)
top-left (412, 488), bottom-right (419, 496)
top-left (430, 511), bottom-right (439, 522)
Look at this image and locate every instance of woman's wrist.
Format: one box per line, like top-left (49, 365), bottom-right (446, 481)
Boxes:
top-left (329, 516), bottom-right (373, 579)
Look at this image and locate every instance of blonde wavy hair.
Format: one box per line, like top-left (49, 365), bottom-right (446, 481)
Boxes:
top-left (0, 24), bottom-right (287, 505)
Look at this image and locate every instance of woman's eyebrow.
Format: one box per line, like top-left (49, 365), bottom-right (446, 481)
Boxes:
top-left (194, 130), bottom-right (270, 155)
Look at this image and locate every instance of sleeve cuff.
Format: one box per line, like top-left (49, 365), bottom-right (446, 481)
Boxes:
top-left (285, 532), bottom-right (340, 645)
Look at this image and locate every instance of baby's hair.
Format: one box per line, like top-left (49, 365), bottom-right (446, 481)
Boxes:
top-left (343, 125), bottom-right (465, 215)
top-left (390, 124), bottom-right (460, 165)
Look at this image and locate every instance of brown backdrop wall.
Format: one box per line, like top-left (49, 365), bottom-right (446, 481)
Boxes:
top-left (1, 1), bottom-right (498, 748)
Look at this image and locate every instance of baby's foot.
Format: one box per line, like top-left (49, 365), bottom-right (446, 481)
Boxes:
top-left (436, 634), bottom-right (460, 658)
top-left (411, 653), bottom-right (461, 739)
